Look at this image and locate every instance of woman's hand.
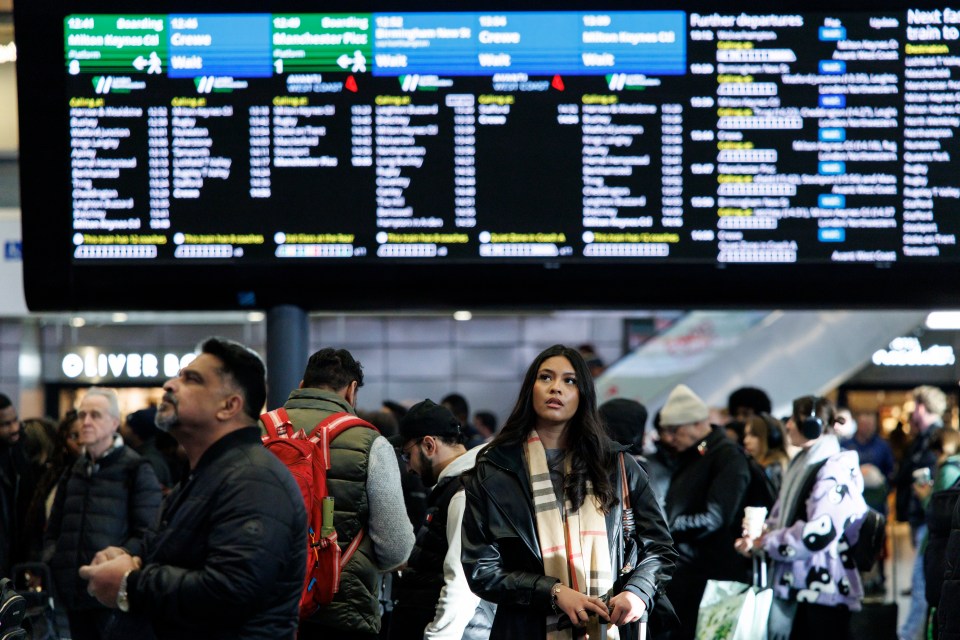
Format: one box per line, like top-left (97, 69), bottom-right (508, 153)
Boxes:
top-left (554, 583), bottom-right (610, 626)
top-left (608, 590), bottom-right (646, 625)
top-left (914, 481), bottom-right (934, 501)
top-left (734, 535), bottom-right (761, 557)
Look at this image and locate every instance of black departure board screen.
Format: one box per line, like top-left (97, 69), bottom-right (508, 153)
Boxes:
top-left (15, 0), bottom-right (960, 310)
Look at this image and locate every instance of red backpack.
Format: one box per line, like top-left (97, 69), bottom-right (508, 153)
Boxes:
top-left (260, 408), bottom-right (379, 620)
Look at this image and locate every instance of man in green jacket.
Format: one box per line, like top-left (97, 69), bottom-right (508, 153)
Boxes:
top-left (286, 348), bottom-right (414, 640)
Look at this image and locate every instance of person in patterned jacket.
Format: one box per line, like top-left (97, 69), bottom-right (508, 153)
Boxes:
top-left (736, 395), bottom-right (867, 640)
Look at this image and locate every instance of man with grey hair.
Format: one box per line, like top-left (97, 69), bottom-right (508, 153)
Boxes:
top-left (658, 384), bottom-right (750, 640)
top-left (895, 385), bottom-right (947, 639)
top-left (43, 387), bottom-right (162, 640)
top-left (896, 385), bottom-right (947, 540)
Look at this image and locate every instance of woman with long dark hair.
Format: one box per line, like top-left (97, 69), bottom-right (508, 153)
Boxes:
top-left (743, 413), bottom-right (789, 494)
top-left (461, 345), bottom-right (676, 639)
top-left (22, 410), bottom-right (83, 562)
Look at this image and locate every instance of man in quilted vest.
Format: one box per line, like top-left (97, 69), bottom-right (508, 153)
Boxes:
top-left (287, 348), bottom-right (414, 640)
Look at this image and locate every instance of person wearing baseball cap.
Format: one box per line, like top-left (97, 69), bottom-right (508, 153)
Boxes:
top-left (659, 384), bottom-right (751, 640)
top-left (389, 400), bottom-right (495, 640)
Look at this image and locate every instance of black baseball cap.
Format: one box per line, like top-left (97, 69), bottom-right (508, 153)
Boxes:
top-left (399, 399), bottom-right (462, 443)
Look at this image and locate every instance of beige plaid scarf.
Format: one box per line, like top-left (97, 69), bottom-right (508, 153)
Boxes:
top-left (525, 431), bottom-right (616, 640)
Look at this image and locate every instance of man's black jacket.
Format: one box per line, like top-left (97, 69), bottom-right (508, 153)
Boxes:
top-left (126, 427), bottom-right (307, 640)
top-left (663, 425), bottom-right (751, 581)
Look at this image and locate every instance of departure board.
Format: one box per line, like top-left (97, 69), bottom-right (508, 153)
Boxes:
top-left (16, 0), bottom-right (960, 310)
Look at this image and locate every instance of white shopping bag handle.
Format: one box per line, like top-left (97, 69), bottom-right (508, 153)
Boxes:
top-left (753, 553), bottom-right (768, 589)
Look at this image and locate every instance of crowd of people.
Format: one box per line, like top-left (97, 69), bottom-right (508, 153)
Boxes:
top-left (0, 338), bottom-right (955, 640)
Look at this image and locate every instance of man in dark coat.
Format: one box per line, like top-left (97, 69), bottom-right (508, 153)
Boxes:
top-left (894, 385), bottom-right (946, 544)
top-left (80, 337), bottom-right (307, 640)
top-left (389, 399), bottom-right (494, 640)
top-left (658, 385), bottom-right (750, 640)
top-left (121, 407), bottom-right (178, 492)
top-left (43, 387), bottom-right (162, 640)
top-left (0, 393), bottom-right (37, 578)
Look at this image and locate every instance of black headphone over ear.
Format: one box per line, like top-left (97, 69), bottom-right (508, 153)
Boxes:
top-left (799, 396), bottom-right (824, 440)
top-left (760, 412), bottom-right (784, 450)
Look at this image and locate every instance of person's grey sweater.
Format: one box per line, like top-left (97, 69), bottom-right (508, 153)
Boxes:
top-left (367, 435), bottom-right (415, 569)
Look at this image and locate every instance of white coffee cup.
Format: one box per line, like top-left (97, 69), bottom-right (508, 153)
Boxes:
top-left (743, 506), bottom-right (768, 538)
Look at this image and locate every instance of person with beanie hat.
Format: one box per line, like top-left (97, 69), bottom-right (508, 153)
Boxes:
top-left (658, 384), bottom-right (751, 640)
top-left (389, 399), bottom-right (495, 640)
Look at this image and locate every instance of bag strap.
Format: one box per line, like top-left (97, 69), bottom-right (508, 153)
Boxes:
top-left (312, 412), bottom-right (379, 568)
top-left (618, 453), bottom-right (632, 512)
top-left (309, 412), bottom-right (379, 441)
top-left (618, 452), bottom-right (636, 565)
top-left (309, 413), bottom-right (380, 470)
top-left (341, 528), bottom-right (365, 569)
top-left (260, 407), bottom-right (294, 440)
top-left (753, 554), bottom-right (768, 589)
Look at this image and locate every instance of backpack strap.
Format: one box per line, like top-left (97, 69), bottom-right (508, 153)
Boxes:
top-left (342, 529), bottom-right (365, 569)
top-left (310, 412), bottom-right (379, 568)
top-left (309, 412), bottom-right (379, 439)
top-left (308, 413), bottom-right (380, 465)
top-left (260, 407), bottom-right (295, 440)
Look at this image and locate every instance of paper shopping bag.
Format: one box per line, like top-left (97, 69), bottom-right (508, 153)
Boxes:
top-left (747, 585), bottom-right (773, 640)
top-left (695, 580), bottom-right (755, 640)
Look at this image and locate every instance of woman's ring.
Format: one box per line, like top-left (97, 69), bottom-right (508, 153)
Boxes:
top-left (577, 608), bottom-right (585, 613)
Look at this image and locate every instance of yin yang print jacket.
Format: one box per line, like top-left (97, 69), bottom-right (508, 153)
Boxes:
top-left (760, 449), bottom-right (868, 611)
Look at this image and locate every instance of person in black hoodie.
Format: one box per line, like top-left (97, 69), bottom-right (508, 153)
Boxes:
top-left (658, 384), bottom-right (750, 640)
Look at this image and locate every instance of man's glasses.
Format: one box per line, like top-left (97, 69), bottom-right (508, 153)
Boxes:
top-left (401, 439), bottom-right (422, 464)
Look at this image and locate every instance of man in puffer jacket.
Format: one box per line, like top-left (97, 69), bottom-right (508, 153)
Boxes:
top-left (44, 387), bottom-right (162, 640)
top-left (79, 337), bottom-right (307, 640)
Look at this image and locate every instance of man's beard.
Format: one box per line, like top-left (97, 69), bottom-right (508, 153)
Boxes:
top-left (419, 452), bottom-right (436, 487)
top-left (155, 393), bottom-right (179, 433)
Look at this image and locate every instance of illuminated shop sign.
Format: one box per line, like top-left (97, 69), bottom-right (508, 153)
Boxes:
top-left (871, 337), bottom-right (956, 367)
top-left (61, 348), bottom-right (196, 380)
